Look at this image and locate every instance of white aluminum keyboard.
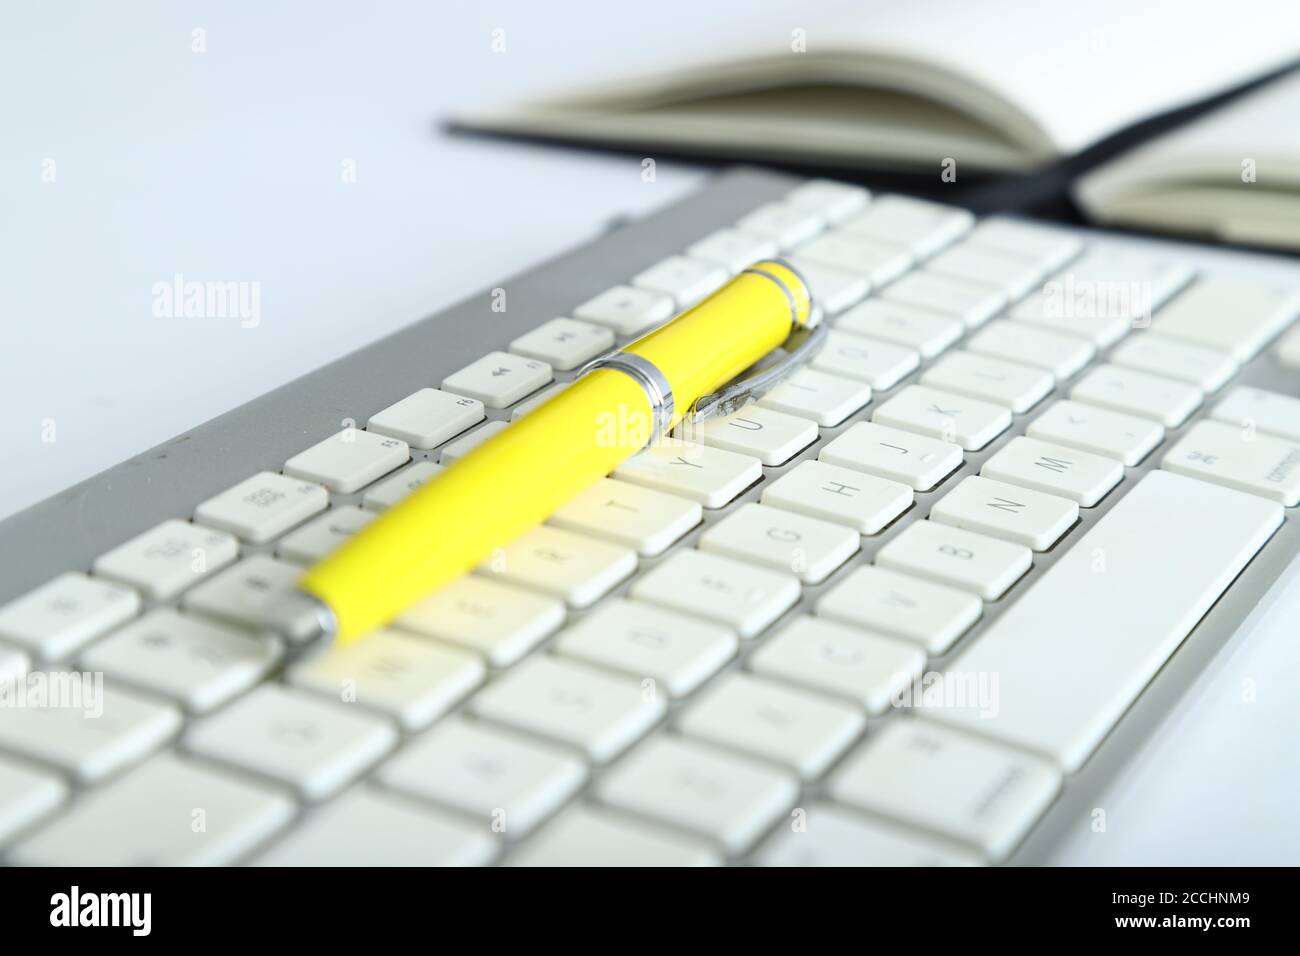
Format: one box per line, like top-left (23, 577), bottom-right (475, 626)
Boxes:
top-left (2, 171), bottom-right (1299, 866)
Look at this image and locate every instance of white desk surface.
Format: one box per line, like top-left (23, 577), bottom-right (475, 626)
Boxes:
top-left (2, 0), bottom-right (1297, 865)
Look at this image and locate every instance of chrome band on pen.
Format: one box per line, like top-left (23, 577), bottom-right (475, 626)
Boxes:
top-left (576, 351), bottom-right (676, 444)
top-left (578, 261), bottom-right (821, 438)
top-left (741, 257), bottom-right (814, 328)
top-left (577, 325), bottom-right (829, 440)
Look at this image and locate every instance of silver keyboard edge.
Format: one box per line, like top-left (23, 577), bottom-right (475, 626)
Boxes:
top-left (0, 167), bottom-right (802, 595)
top-left (2, 164), bottom-right (1298, 866)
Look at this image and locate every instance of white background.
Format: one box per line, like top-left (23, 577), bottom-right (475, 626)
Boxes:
top-left (2, 0), bottom-right (1297, 865)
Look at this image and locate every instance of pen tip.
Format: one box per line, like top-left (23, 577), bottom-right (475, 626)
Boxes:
top-left (262, 590), bottom-right (336, 652)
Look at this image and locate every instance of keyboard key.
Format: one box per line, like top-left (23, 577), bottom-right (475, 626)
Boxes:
top-left (0, 645), bottom-right (25, 680)
top-left (840, 194), bottom-right (973, 256)
top-left (756, 367), bottom-right (872, 426)
top-left (831, 721), bottom-right (1060, 862)
top-left (93, 519), bottom-right (238, 600)
top-left (1070, 364), bottom-right (1201, 427)
top-left (441, 351), bottom-right (552, 408)
top-left (596, 736), bottom-right (798, 854)
top-left (469, 656), bottom-right (665, 762)
top-left (632, 254), bottom-right (728, 308)
top-left (926, 242), bottom-right (1046, 299)
top-left (820, 421), bottom-right (963, 491)
top-left (256, 787), bottom-right (497, 866)
top-left (678, 673), bottom-right (864, 779)
top-left (785, 256), bottom-right (869, 315)
top-left (479, 525), bottom-right (636, 608)
top-left (509, 317), bottom-right (614, 370)
top-left (276, 505), bottom-right (375, 564)
top-left (397, 575), bottom-right (563, 667)
top-left (964, 218), bottom-right (1081, 271)
top-left (1013, 246), bottom-right (1191, 343)
top-left (361, 460), bottom-right (442, 511)
top-left (1010, 293), bottom-right (1130, 346)
top-left (182, 554), bottom-right (303, 632)
top-left (0, 644), bottom-right (26, 681)
top-left (574, 285), bottom-right (674, 335)
top-left (289, 629), bottom-right (484, 731)
top-left (816, 564), bottom-right (981, 654)
top-left (0, 572), bottom-right (139, 661)
top-left (379, 717), bottom-right (585, 836)
top-left (194, 471), bottom-right (328, 543)
top-left (785, 179), bottom-right (870, 222)
top-left (749, 616), bottom-right (924, 715)
top-left (684, 405), bottom-right (817, 466)
top-left (631, 549), bottom-right (799, 639)
top-left (687, 227), bottom-right (780, 273)
top-left (835, 299), bottom-right (964, 358)
top-left (1163, 420), bottom-right (1300, 506)
top-left (1212, 386), bottom-right (1300, 443)
top-left (9, 753), bottom-right (294, 866)
top-left (79, 609), bottom-right (279, 714)
top-left (366, 387), bottom-right (486, 448)
top-left (440, 419), bottom-right (509, 463)
top-left (965, 319), bottom-right (1096, 380)
top-left (981, 435), bottom-right (1124, 507)
top-left (698, 502), bottom-right (859, 584)
top-left (757, 803), bottom-right (981, 867)
top-left (510, 805), bottom-right (719, 866)
top-left (930, 475), bottom-right (1077, 550)
top-left (1278, 324), bottom-right (1300, 369)
top-left (760, 459), bottom-right (912, 535)
top-left (793, 231), bottom-right (911, 285)
top-left (0, 754), bottom-right (66, 848)
top-left (872, 384), bottom-right (1011, 451)
top-left (1151, 278), bottom-right (1300, 360)
top-left (810, 329), bottom-right (920, 389)
top-left (0, 678), bottom-right (181, 784)
top-left (922, 351), bottom-right (1054, 413)
top-left (283, 429), bottom-right (409, 493)
top-left (925, 470), bottom-right (1282, 772)
top-left (736, 201), bottom-right (824, 249)
top-left (510, 381), bottom-right (569, 420)
top-left (1027, 399), bottom-right (1164, 466)
top-left (1111, 334), bottom-right (1236, 392)
top-left (1053, 244), bottom-right (1194, 310)
top-left (554, 598), bottom-right (736, 698)
top-left (614, 437), bottom-right (761, 508)
top-left (876, 520), bottom-right (1031, 600)
top-left (186, 684), bottom-right (398, 801)
top-left (881, 270), bottom-right (1004, 328)
top-left (549, 477), bottom-right (700, 556)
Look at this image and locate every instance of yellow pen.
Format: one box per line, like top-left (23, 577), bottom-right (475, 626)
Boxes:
top-left (267, 260), bottom-right (817, 648)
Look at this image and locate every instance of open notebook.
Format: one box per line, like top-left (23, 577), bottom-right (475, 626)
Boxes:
top-left (455, 1), bottom-right (1300, 173)
top-left (1076, 68), bottom-right (1300, 250)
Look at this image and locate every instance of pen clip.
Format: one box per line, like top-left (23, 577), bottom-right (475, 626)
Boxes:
top-left (688, 322), bottom-right (828, 424)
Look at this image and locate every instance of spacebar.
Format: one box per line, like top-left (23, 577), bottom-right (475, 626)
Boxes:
top-left (924, 470), bottom-right (1283, 772)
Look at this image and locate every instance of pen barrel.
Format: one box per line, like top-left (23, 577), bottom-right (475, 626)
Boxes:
top-left (629, 261), bottom-right (811, 414)
top-left (299, 263), bottom-right (808, 644)
top-left (300, 370), bottom-right (648, 643)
